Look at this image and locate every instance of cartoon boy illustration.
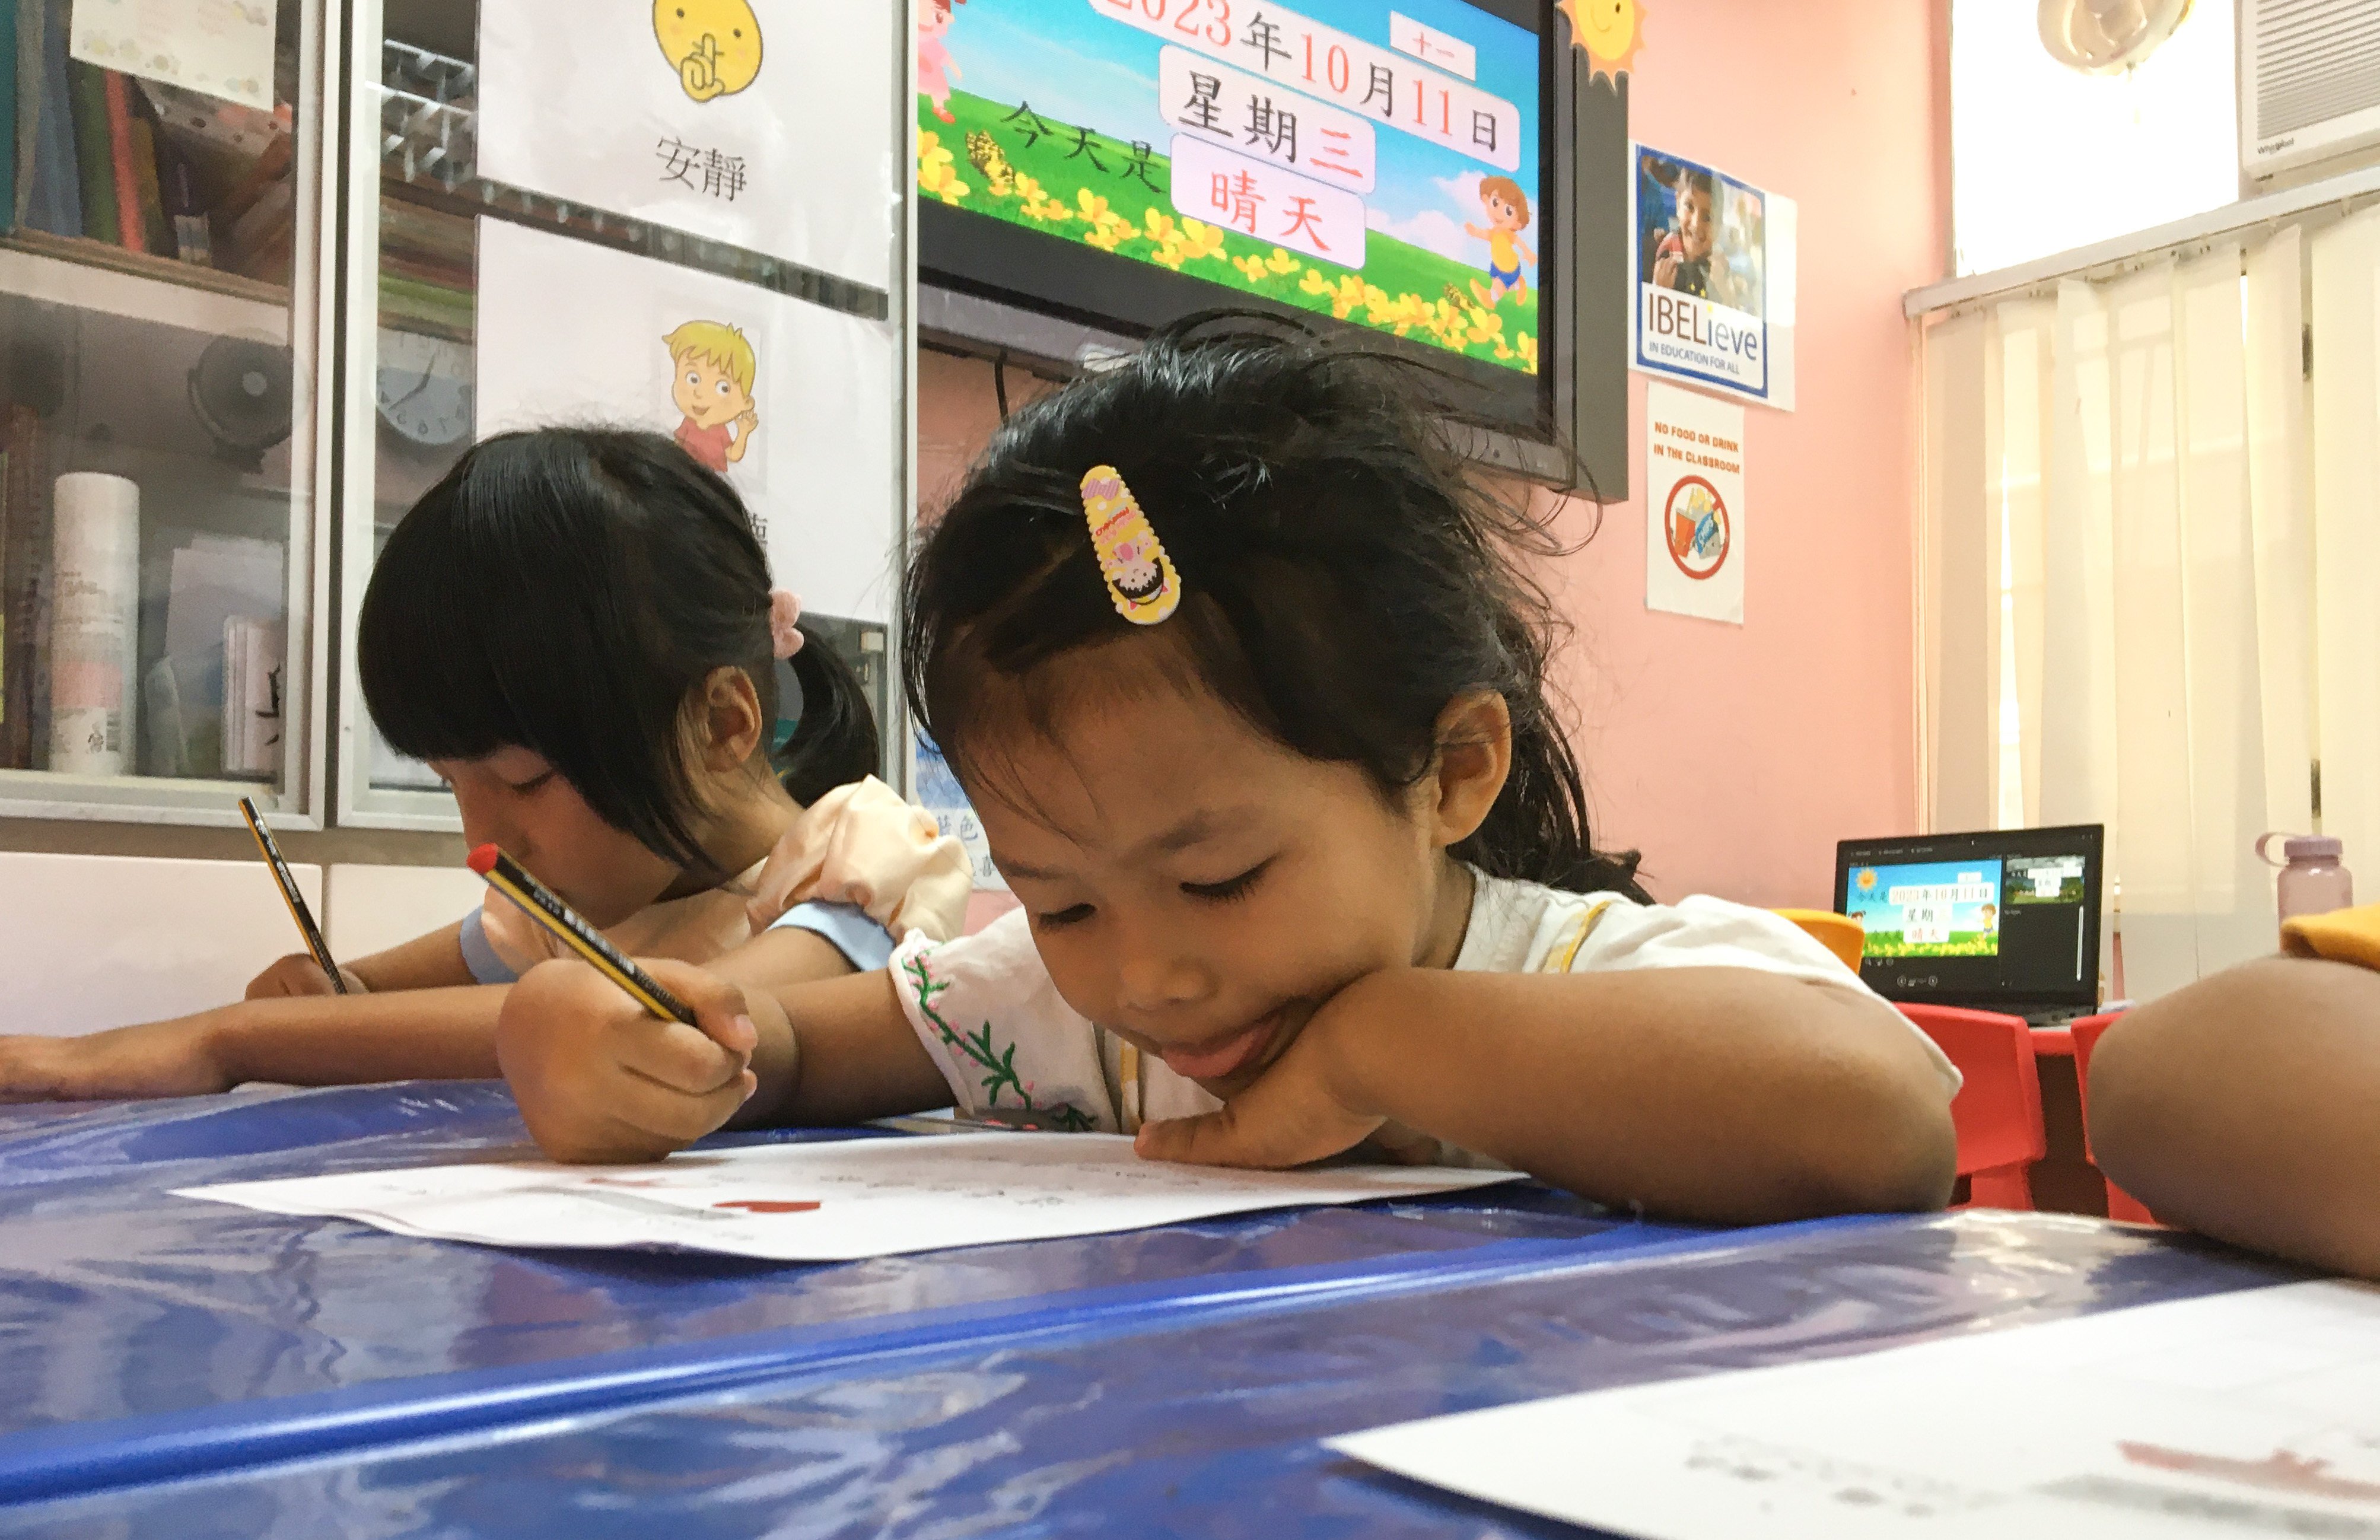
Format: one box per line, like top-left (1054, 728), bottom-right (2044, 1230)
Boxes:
top-left (664, 320), bottom-right (759, 473)
top-left (918, 0), bottom-right (966, 125)
top-left (653, 0), bottom-right (762, 103)
top-left (1466, 176), bottom-right (1536, 308)
top-left (1653, 166), bottom-right (1727, 301)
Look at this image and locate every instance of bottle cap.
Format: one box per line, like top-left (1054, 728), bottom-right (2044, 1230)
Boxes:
top-left (2258, 832), bottom-right (2343, 866)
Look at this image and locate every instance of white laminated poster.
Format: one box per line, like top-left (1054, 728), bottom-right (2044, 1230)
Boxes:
top-left (71, 0), bottom-right (277, 112)
top-left (475, 0), bottom-right (898, 291)
top-left (48, 473), bottom-right (142, 776)
top-left (1631, 144), bottom-right (1795, 411)
top-left (911, 727), bottom-right (1006, 892)
top-left (473, 217), bottom-right (900, 623)
top-left (177, 1131), bottom-right (1520, 1262)
top-left (1644, 381), bottom-right (1745, 625)
top-left (1333, 1280), bottom-right (2380, 1540)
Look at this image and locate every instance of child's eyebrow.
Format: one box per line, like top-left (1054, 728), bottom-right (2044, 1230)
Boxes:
top-left (1138, 807), bottom-right (1260, 858)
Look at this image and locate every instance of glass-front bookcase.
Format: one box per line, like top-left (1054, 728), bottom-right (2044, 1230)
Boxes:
top-left (332, 0), bottom-right (912, 832)
top-left (0, 0), bottom-right (333, 826)
top-left (0, 0), bottom-right (911, 837)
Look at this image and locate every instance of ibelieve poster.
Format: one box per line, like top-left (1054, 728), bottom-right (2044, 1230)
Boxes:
top-left (1631, 144), bottom-right (1796, 411)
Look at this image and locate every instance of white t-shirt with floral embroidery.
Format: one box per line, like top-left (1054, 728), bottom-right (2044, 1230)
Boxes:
top-left (889, 868), bottom-right (1962, 1159)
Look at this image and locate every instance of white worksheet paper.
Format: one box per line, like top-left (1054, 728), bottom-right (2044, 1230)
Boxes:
top-left (177, 1132), bottom-right (1519, 1261)
top-left (1332, 1280), bottom-right (2380, 1540)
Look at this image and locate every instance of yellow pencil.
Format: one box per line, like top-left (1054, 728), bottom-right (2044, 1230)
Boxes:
top-left (466, 844), bottom-right (697, 1023)
top-left (238, 796), bottom-right (346, 994)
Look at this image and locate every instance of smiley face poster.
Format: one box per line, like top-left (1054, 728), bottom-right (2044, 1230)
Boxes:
top-left (476, 0), bottom-right (899, 291)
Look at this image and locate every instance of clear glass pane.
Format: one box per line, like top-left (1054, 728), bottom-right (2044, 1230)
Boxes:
top-left (1, 0), bottom-right (314, 796)
top-left (353, 1), bottom-right (907, 811)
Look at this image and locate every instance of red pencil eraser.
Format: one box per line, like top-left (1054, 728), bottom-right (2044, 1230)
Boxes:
top-left (466, 844), bottom-right (499, 876)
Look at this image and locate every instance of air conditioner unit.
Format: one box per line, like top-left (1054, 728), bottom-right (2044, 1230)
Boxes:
top-left (2242, 0), bottom-right (2380, 183)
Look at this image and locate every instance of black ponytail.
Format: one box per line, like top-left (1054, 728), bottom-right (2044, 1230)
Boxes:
top-left (360, 427), bottom-right (880, 882)
top-left (906, 320), bottom-right (1647, 900)
top-left (778, 618), bottom-right (881, 806)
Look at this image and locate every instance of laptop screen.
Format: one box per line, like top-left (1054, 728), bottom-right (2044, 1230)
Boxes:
top-left (1834, 825), bottom-right (2105, 1011)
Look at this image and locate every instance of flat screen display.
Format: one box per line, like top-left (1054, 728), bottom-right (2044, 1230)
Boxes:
top-left (917, 0), bottom-right (1552, 417)
top-left (1835, 826), bottom-right (2104, 1011)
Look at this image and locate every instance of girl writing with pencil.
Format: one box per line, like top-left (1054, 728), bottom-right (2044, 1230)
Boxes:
top-left (0, 429), bottom-right (967, 1100)
top-left (497, 326), bottom-right (1961, 1226)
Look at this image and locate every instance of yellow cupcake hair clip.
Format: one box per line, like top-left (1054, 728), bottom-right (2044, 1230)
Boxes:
top-left (1080, 464), bottom-right (1181, 625)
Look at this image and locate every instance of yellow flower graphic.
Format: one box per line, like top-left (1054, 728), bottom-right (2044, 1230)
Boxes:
top-left (917, 132), bottom-right (969, 203)
top-left (1265, 248), bottom-right (1301, 275)
top-left (1233, 253), bottom-right (1271, 282)
top-left (1176, 219), bottom-right (1226, 262)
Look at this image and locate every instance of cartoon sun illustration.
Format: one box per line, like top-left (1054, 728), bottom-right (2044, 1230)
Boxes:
top-left (654, 0), bottom-right (763, 103)
top-left (1556, 0), bottom-right (1645, 84)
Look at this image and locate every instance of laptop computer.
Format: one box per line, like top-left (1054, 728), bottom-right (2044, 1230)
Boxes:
top-left (1834, 825), bottom-right (2106, 1026)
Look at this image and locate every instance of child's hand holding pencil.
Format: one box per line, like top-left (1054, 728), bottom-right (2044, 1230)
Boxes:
top-left (496, 954), bottom-right (760, 1163)
top-left (470, 844), bottom-right (761, 1162)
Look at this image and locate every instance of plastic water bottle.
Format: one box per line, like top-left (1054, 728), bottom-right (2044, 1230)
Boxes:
top-left (2257, 833), bottom-right (2354, 927)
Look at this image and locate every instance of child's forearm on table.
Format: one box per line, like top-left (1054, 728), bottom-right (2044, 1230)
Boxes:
top-left (1323, 967), bottom-right (1958, 1224)
top-left (212, 986), bottom-right (508, 1083)
top-left (723, 968), bottom-right (949, 1130)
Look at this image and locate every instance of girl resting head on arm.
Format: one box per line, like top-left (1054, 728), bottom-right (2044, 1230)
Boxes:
top-left (497, 328), bottom-right (1959, 1224)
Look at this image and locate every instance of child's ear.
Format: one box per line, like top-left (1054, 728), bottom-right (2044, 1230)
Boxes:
top-left (1427, 691), bottom-right (1512, 849)
top-left (694, 664), bottom-right (768, 773)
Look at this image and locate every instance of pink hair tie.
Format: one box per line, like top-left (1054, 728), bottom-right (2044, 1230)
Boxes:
top-left (768, 590), bottom-right (805, 660)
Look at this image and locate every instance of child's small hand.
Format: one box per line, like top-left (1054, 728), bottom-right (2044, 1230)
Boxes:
top-left (1133, 1009), bottom-right (1385, 1170)
top-left (0, 1017), bottom-right (236, 1102)
top-left (496, 956), bottom-right (760, 1163)
top-left (246, 953), bottom-right (368, 998)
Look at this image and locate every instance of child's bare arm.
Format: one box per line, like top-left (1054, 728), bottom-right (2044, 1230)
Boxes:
top-left (0, 988), bottom-right (511, 1102)
top-left (2089, 956), bottom-right (2380, 1278)
top-left (247, 920), bottom-right (479, 998)
top-left (1139, 967), bottom-right (1957, 1225)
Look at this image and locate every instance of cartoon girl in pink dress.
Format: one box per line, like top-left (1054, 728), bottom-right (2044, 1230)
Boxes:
top-left (918, 0), bottom-right (965, 125)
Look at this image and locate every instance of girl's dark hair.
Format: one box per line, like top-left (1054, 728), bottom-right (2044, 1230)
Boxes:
top-left (905, 321), bottom-right (1645, 898)
top-left (359, 427), bottom-right (879, 879)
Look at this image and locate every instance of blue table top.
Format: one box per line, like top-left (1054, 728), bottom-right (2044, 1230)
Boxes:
top-left (0, 1084), bottom-right (2302, 1535)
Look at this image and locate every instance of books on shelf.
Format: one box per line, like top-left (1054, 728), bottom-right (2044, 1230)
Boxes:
top-left (7, 0), bottom-right (296, 280)
top-left (0, 403), bottom-right (46, 771)
top-left (378, 195), bottom-right (472, 335)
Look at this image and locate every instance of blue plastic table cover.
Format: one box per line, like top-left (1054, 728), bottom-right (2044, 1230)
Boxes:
top-left (0, 1205), bottom-right (2297, 1538)
top-left (0, 1081), bottom-right (1707, 1439)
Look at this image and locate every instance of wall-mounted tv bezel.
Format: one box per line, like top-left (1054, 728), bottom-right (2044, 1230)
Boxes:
top-left (917, 0), bottom-right (1626, 498)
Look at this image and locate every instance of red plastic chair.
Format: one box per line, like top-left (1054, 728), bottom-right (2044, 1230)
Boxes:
top-left (2069, 1013), bottom-right (2157, 1224)
top-left (1897, 1004), bottom-right (2046, 1210)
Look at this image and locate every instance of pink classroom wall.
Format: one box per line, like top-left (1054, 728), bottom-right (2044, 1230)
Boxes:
top-left (915, 0), bottom-right (1947, 914)
top-left (1545, 0), bottom-right (1946, 908)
